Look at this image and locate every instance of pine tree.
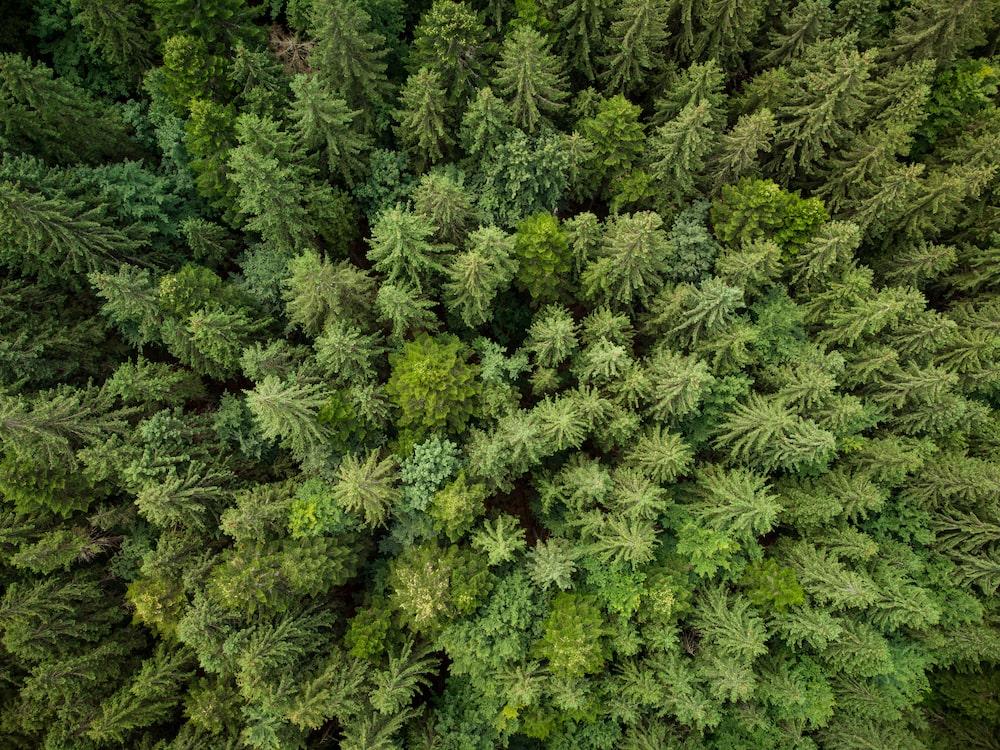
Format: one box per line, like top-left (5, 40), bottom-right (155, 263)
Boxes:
top-left (0, 182), bottom-right (146, 284)
top-left (70, 0), bottom-right (154, 73)
top-left (648, 102), bottom-right (718, 205)
top-left (227, 114), bottom-right (324, 255)
top-left (708, 109), bottom-right (776, 190)
top-left (692, 0), bottom-right (768, 65)
top-left (444, 225), bottom-right (518, 327)
top-left (87, 645), bottom-right (195, 743)
top-left (882, 0), bottom-right (999, 66)
top-left (771, 38), bottom-right (873, 176)
top-left (245, 375), bottom-right (332, 459)
top-left (412, 169), bottom-right (478, 244)
top-left (495, 25), bottom-right (570, 134)
top-left (0, 53), bottom-right (136, 164)
top-left (459, 86), bottom-right (514, 160)
top-left (761, 0), bottom-right (833, 66)
top-left (376, 283), bottom-right (440, 343)
top-left (333, 451), bottom-right (400, 527)
top-left (581, 211), bottom-right (671, 308)
top-left (395, 68), bottom-right (453, 171)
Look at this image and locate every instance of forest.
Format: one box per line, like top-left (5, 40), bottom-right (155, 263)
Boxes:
top-left (1, 0), bottom-right (1000, 748)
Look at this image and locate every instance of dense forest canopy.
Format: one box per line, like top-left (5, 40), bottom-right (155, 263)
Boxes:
top-left (1, 0), bottom-right (1000, 748)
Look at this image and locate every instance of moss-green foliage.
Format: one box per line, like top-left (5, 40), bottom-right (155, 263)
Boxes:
top-left (385, 334), bottom-right (479, 442)
top-left (4, 3), bottom-right (1000, 750)
top-left (513, 212), bottom-right (571, 303)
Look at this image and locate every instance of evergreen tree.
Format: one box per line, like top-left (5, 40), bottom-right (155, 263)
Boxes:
top-left (310, 0), bottom-right (392, 131)
top-left (495, 25), bottom-right (570, 133)
top-left (582, 211), bottom-right (671, 308)
top-left (367, 205), bottom-right (450, 292)
top-left (555, 0), bottom-right (612, 81)
top-left (444, 225), bottom-right (518, 327)
top-left (290, 74), bottom-right (370, 186)
top-left (599, 0), bottom-right (670, 94)
top-left (648, 102), bottom-right (718, 206)
top-left (411, 0), bottom-right (491, 105)
top-left (0, 53), bottom-right (136, 164)
top-left (0, 183), bottom-right (146, 283)
top-left (395, 68), bottom-right (453, 171)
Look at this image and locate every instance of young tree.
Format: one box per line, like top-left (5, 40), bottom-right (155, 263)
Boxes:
top-left (513, 213), bottom-right (572, 303)
top-left (333, 451), bottom-right (401, 527)
top-left (245, 375), bottom-right (332, 458)
top-left (385, 334), bottom-right (479, 440)
top-left (412, 169), bottom-right (478, 245)
top-left (459, 86), bottom-right (514, 160)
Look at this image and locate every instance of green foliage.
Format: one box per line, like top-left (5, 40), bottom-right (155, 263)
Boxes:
top-left (6, 5), bottom-right (1000, 749)
top-left (496, 25), bottom-right (569, 134)
top-left (711, 178), bottom-right (828, 256)
top-left (386, 334), bottom-right (479, 441)
top-left (532, 593), bottom-right (608, 678)
top-left (513, 213), bottom-right (571, 303)
top-left (395, 67), bottom-right (452, 170)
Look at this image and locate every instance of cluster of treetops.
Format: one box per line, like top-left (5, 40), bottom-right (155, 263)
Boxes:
top-left (2, 0), bottom-right (1000, 748)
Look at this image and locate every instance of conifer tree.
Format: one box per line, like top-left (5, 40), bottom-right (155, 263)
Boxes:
top-left (771, 38), bottom-right (873, 176)
top-left (0, 183), bottom-right (146, 283)
top-left (228, 114), bottom-right (325, 255)
top-left (582, 211), bottom-right (672, 308)
top-left (555, 0), bottom-right (611, 81)
top-left (882, 0), bottom-right (999, 66)
top-left (648, 102), bottom-right (718, 206)
top-left (495, 25), bottom-right (570, 134)
top-left (290, 74), bottom-right (369, 186)
top-left (70, 0), bottom-right (154, 73)
top-left (444, 225), bottom-right (518, 327)
top-left (599, 0), bottom-right (670, 94)
top-left (411, 0), bottom-right (491, 105)
top-left (0, 54), bottom-right (136, 164)
top-left (761, 0), bottom-right (833, 66)
top-left (395, 68), bottom-right (453, 171)
top-left (367, 205), bottom-right (450, 292)
top-left (310, 0), bottom-right (392, 131)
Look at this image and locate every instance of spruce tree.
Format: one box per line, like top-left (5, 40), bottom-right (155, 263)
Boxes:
top-left (495, 25), bottom-right (570, 134)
